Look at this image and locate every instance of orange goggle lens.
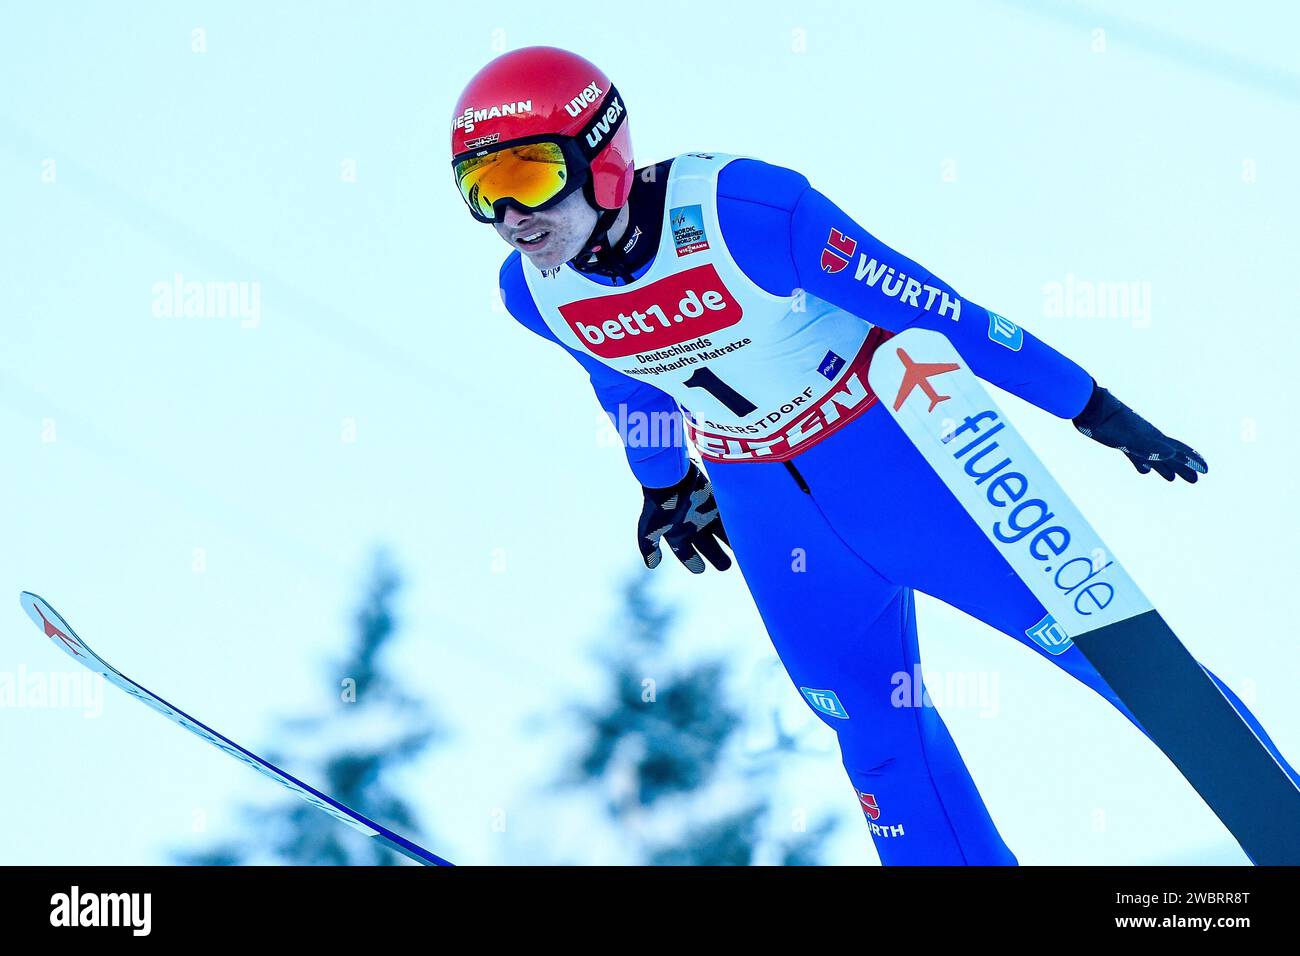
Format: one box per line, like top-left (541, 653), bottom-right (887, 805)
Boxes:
top-left (454, 142), bottom-right (571, 221)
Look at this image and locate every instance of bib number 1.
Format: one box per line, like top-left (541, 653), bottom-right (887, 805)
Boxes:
top-left (683, 367), bottom-right (756, 417)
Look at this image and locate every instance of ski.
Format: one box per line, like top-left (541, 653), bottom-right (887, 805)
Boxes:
top-left (18, 591), bottom-right (452, 867)
top-left (868, 327), bottom-right (1300, 864)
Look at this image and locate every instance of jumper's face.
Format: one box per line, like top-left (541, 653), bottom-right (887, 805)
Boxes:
top-left (492, 189), bottom-right (597, 271)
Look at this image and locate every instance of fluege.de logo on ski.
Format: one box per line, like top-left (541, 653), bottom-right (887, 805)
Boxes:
top-left (557, 264), bottom-right (742, 358)
top-left (942, 406), bottom-right (1123, 622)
top-left (883, 341), bottom-right (1138, 634)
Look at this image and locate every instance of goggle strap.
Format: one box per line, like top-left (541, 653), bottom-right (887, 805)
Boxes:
top-left (573, 84), bottom-right (627, 163)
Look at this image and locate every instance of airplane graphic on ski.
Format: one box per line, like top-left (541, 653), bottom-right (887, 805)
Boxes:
top-left (889, 347), bottom-right (961, 412)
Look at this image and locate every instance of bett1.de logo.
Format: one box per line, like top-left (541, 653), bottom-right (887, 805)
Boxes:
top-left (557, 264), bottom-right (743, 358)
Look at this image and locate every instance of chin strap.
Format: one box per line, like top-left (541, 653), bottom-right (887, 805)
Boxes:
top-left (575, 205), bottom-right (622, 263)
top-left (571, 198), bottom-right (639, 283)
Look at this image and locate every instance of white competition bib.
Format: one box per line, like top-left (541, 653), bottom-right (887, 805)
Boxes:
top-left (523, 152), bottom-right (891, 463)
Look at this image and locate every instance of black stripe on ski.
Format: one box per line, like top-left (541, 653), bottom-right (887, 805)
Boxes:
top-left (1073, 609), bottom-right (1300, 864)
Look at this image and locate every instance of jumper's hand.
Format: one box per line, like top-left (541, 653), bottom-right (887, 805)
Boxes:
top-left (637, 463), bottom-right (732, 573)
top-left (1073, 383), bottom-right (1208, 483)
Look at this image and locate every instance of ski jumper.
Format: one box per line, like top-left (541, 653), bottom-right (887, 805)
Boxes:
top-left (498, 153), bottom-right (1297, 864)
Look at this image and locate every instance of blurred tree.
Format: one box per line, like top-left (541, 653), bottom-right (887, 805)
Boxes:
top-left (177, 552), bottom-right (442, 865)
top-left (563, 573), bottom-right (836, 865)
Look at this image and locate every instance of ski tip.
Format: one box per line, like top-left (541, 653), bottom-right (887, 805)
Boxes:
top-left (18, 592), bottom-right (105, 667)
top-left (19, 590), bottom-right (48, 626)
top-left (19, 590), bottom-right (62, 635)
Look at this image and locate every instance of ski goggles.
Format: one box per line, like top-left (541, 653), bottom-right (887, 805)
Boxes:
top-left (452, 135), bottom-right (589, 224)
top-left (452, 85), bottom-right (627, 224)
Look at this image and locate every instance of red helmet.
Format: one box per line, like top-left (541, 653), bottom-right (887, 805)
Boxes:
top-left (451, 46), bottom-right (634, 223)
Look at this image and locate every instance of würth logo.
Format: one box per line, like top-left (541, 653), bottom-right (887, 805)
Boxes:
top-left (557, 264), bottom-right (743, 358)
top-left (857, 790), bottom-right (881, 821)
top-left (821, 228), bottom-right (857, 273)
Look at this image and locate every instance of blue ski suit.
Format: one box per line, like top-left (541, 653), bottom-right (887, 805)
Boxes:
top-left (498, 154), bottom-right (1297, 864)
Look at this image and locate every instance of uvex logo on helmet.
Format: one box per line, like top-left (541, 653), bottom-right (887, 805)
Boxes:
top-left (582, 95), bottom-right (624, 150)
top-left (564, 82), bottom-right (604, 117)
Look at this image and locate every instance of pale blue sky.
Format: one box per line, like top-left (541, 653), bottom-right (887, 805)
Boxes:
top-left (2, 1), bottom-right (1297, 865)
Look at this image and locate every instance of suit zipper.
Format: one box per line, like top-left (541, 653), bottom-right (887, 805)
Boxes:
top-left (784, 460), bottom-right (812, 495)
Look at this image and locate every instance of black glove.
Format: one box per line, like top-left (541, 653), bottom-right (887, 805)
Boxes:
top-left (1073, 382), bottom-right (1208, 483)
top-left (637, 462), bottom-right (732, 573)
